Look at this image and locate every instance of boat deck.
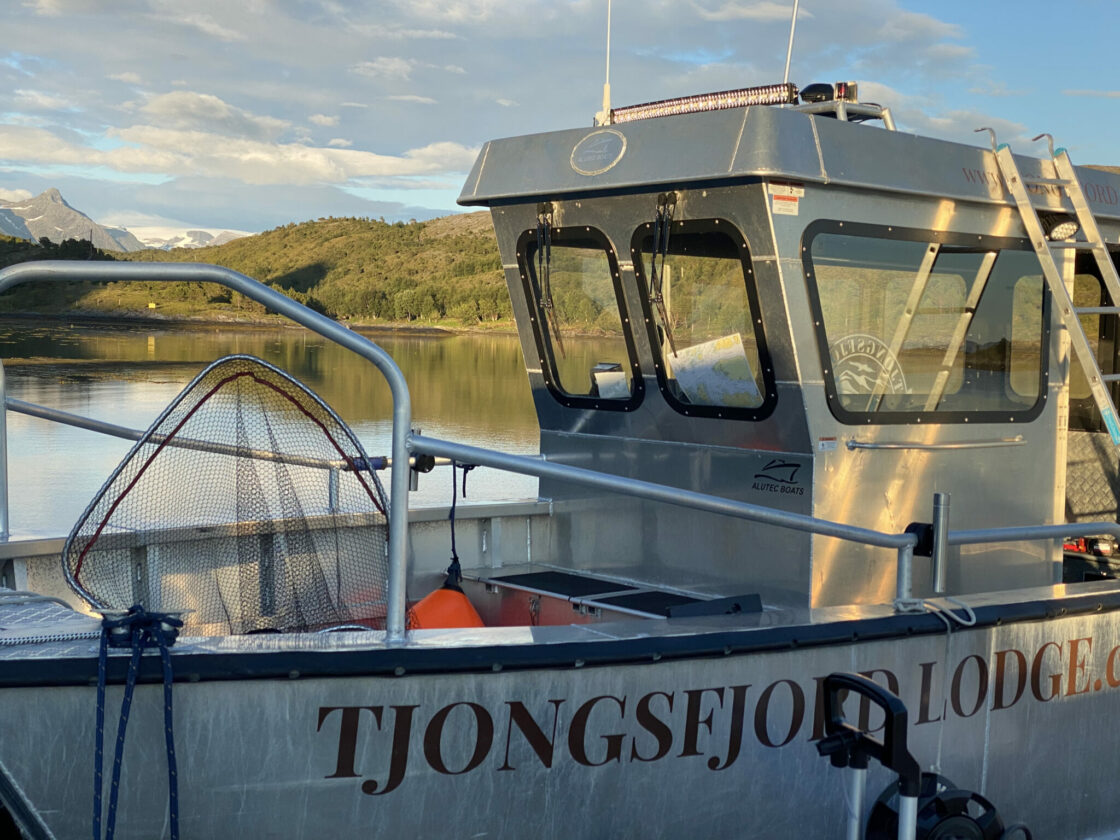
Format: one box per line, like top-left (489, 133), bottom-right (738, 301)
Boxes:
top-left (6, 578), bottom-right (1120, 684)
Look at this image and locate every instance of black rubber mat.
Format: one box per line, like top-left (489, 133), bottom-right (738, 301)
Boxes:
top-left (488, 571), bottom-right (636, 598)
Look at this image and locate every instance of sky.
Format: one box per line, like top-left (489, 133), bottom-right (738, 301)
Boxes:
top-left (0, 0), bottom-right (1117, 237)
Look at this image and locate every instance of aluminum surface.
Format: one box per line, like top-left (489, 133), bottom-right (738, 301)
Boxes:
top-left (460, 105), bottom-right (1120, 227)
top-left (2, 605), bottom-right (1120, 838)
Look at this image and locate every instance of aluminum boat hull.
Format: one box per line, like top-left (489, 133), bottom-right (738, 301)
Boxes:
top-left (2, 585), bottom-right (1118, 839)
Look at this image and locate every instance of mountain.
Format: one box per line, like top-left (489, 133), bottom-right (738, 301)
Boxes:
top-left (0, 210), bottom-right (32, 240)
top-left (0, 188), bottom-right (145, 252)
top-left (134, 228), bottom-right (250, 250)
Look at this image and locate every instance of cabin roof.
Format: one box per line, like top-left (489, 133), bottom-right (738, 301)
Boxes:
top-left (458, 104), bottom-right (1120, 221)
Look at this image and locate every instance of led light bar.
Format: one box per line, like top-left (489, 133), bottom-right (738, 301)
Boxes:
top-left (610, 82), bottom-right (799, 124)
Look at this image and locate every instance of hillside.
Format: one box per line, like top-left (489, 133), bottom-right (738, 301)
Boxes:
top-left (0, 212), bottom-right (512, 328)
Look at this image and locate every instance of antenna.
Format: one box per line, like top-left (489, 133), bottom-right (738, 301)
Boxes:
top-left (595, 0), bottom-right (612, 125)
top-left (782, 0), bottom-right (800, 87)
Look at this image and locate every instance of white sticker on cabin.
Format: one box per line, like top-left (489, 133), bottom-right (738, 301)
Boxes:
top-left (772, 194), bottom-right (799, 216)
top-left (817, 437), bottom-right (837, 452)
top-left (767, 182), bottom-right (805, 197)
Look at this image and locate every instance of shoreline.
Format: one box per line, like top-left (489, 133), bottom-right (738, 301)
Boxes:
top-left (0, 310), bottom-right (520, 338)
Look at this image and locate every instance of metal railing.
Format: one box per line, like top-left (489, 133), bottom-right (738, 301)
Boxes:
top-left (0, 261), bottom-right (414, 639)
top-left (5, 396), bottom-right (448, 512)
top-left (1, 261), bottom-right (1118, 643)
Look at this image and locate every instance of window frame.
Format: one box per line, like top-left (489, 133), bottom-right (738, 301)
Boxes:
top-left (517, 225), bottom-right (645, 411)
top-left (802, 220), bottom-right (1051, 426)
top-left (629, 218), bottom-right (777, 421)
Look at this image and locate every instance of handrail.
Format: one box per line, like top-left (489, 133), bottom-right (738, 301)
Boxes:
top-left (948, 520), bottom-right (1120, 546)
top-left (7, 396), bottom-right (351, 470)
top-left (847, 437), bottom-right (1025, 451)
top-left (0, 260), bottom-right (412, 644)
top-left (6, 396), bottom-right (450, 473)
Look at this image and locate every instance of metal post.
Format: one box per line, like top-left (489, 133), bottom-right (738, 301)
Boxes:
top-left (782, 0), bottom-right (800, 86)
top-left (0, 359), bottom-right (7, 541)
top-left (896, 794), bottom-right (918, 840)
top-left (845, 766), bottom-right (866, 840)
top-left (328, 467), bottom-right (340, 513)
top-left (895, 542), bottom-right (913, 603)
top-left (931, 492), bottom-right (950, 594)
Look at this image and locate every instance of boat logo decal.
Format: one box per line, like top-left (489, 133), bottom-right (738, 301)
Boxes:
top-left (570, 129), bottom-right (627, 176)
top-left (752, 459), bottom-right (804, 495)
top-left (829, 334), bottom-right (907, 397)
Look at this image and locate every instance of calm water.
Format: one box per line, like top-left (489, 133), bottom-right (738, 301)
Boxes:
top-left (0, 321), bottom-right (543, 537)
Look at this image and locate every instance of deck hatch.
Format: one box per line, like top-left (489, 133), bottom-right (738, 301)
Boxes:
top-left (484, 571), bottom-right (637, 598)
top-left (593, 590), bottom-right (702, 615)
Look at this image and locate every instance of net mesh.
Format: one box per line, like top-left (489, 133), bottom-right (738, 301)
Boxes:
top-left (63, 355), bottom-right (392, 636)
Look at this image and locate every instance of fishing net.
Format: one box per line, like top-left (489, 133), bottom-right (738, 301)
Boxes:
top-left (63, 355), bottom-right (392, 636)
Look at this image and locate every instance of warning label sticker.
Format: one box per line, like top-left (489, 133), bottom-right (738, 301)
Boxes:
top-left (772, 194), bottom-right (799, 216)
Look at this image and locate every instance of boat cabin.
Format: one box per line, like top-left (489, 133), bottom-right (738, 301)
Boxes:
top-left (455, 82), bottom-right (1120, 612)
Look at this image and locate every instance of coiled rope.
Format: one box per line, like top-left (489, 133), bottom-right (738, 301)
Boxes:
top-left (94, 606), bottom-right (183, 840)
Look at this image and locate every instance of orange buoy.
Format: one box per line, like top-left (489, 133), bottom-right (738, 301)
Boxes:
top-left (411, 583), bottom-right (485, 629)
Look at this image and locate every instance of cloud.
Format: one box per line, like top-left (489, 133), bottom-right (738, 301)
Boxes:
top-left (392, 0), bottom-right (517, 25)
top-left (349, 57), bottom-right (464, 82)
top-left (857, 82), bottom-right (1028, 148)
top-left (968, 81), bottom-right (1028, 98)
top-left (327, 138), bottom-right (352, 148)
top-left (373, 27), bottom-right (459, 40)
top-left (14, 89), bottom-right (74, 110)
top-left (1064, 90), bottom-right (1120, 99)
top-left (496, 98), bottom-right (517, 108)
top-left (23, 0), bottom-right (144, 15)
top-left (0, 188), bottom-right (33, 203)
top-left (136, 92), bottom-right (289, 141)
top-left (309, 114), bottom-right (339, 126)
top-left (153, 10), bottom-right (247, 42)
top-left (388, 95), bottom-right (437, 105)
top-left (109, 71), bottom-right (142, 85)
top-left (0, 121), bottom-right (479, 187)
top-left (691, 1), bottom-right (809, 22)
top-left (351, 57), bottom-right (414, 80)
top-left (873, 10), bottom-right (962, 43)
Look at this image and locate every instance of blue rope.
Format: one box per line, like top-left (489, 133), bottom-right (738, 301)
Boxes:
top-left (94, 607), bottom-right (183, 840)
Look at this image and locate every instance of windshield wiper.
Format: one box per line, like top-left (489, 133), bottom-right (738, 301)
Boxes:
top-left (649, 192), bottom-right (679, 356)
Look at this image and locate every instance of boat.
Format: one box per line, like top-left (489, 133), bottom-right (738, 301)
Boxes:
top-left (1, 77), bottom-right (1120, 839)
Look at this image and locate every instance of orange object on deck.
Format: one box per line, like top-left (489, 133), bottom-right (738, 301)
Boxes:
top-left (410, 585), bottom-right (485, 629)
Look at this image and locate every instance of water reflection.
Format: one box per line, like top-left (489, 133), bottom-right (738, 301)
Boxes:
top-left (0, 321), bottom-right (542, 536)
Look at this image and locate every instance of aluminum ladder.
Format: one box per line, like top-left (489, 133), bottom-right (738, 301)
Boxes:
top-left (991, 135), bottom-right (1120, 445)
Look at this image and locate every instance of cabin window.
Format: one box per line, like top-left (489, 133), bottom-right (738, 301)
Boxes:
top-left (631, 219), bottom-right (774, 419)
top-left (519, 226), bottom-right (642, 409)
top-left (804, 223), bottom-right (1048, 424)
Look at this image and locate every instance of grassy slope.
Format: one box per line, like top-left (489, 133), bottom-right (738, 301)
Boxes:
top-left (0, 212), bottom-right (512, 329)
